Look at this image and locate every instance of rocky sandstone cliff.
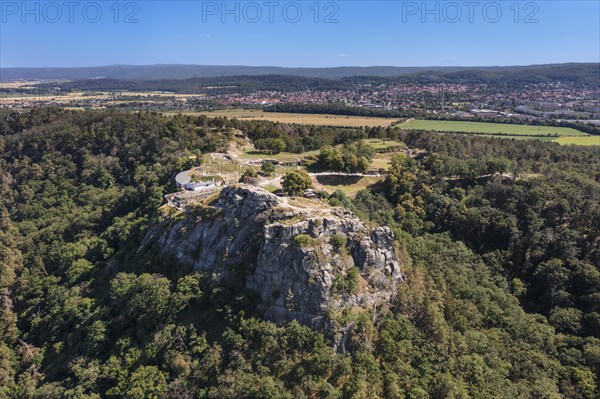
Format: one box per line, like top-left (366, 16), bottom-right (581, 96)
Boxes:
top-left (144, 186), bottom-right (403, 328)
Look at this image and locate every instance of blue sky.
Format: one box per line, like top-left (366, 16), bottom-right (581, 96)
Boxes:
top-left (1, 1), bottom-right (599, 67)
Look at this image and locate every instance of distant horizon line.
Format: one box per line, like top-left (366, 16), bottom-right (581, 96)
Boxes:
top-left (2, 62), bottom-right (599, 69)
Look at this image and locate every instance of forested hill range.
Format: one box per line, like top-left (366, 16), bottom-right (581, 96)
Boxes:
top-left (1, 107), bottom-right (599, 397)
top-left (2, 62), bottom-right (599, 87)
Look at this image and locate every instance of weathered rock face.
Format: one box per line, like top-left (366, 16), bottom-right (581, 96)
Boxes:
top-left (144, 186), bottom-right (402, 328)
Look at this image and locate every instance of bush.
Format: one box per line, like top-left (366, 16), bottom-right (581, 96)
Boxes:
top-left (190, 204), bottom-right (223, 220)
top-left (261, 161), bottom-right (275, 176)
top-left (240, 167), bottom-right (258, 183)
top-left (330, 234), bottom-right (348, 252)
top-left (333, 267), bottom-right (360, 294)
top-left (293, 234), bottom-right (317, 247)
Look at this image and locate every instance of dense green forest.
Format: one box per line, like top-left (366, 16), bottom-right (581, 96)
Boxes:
top-left (0, 108), bottom-right (599, 398)
top-left (341, 63), bottom-right (600, 88)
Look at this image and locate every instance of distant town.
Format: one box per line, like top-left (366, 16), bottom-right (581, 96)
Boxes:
top-left (1, 64), bottom-right (599, 126)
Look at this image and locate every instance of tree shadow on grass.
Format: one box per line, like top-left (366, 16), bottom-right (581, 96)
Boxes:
top-left (316, 175), bottom-right (362, 186)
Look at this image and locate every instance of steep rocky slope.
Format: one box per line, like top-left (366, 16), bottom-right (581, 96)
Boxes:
top-left (143, 186), bottom-right (403, 328)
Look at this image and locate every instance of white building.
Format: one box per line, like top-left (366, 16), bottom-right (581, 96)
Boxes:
top-left (183, 180), bottom-right (217, 192)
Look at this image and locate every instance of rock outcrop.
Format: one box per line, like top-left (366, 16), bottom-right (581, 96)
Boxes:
top-left (144, 186), bottom-right (403, 328)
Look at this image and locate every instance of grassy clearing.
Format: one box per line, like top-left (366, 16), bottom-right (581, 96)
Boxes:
top-left (237, 149), bottom-right (319, 163)
top-left (363, 139), bottom-right (405, 149)
top-left (262, 185), bottom-right (279, 193)
top-left (234, 137), bottom-right (404, 166)
top-left (316, 176), bottom-right (383, 196)
top-left (175, 109), bottom-right (399, 127)
top-left (237, 140), bottom-right (403, 164)
top-left (201, 159), bottom-right (242, 175)
top-left (553, 136), bottom-right (600, 146)
top-left (399, 119), bottom-right (586, 137)
top-left (370, 154), bottom-right (394, 170)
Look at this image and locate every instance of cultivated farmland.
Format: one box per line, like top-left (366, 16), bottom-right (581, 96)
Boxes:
top-left (399, 119), bottom-right (586, 137)
top-left (553, 136), bottom-right (600, 146)
top-left (173, 109), bottom-right (399, 127)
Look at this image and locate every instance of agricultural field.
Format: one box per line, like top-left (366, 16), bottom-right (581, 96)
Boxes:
top-left (553, 136), bottom-right (600, 146)
top-left (399, 119), bottom-right (586, 137)
top-left (0, 87), bottom-right (206, 107)
top-left (178, 109), bottom-right (399, 127)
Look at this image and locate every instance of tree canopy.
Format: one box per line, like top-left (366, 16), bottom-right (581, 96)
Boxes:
top-left (282, 170), bottom-right (313, 196)
top-left (0, 108), bottom-right (598, 398)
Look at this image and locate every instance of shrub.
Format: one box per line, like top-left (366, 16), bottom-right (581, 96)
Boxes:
top-left (261, 161), bottom-right (275, 176)
top-left (330, 234), bottom-right (348, 252)
top-left (333, 267), bottom-right (360, 294)
top-left (190, 204), bottom-right (223, 220)
top-left (293, 234), bottom-right (317, 247)
top-left (239, 167), bottom-right (258, 183)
